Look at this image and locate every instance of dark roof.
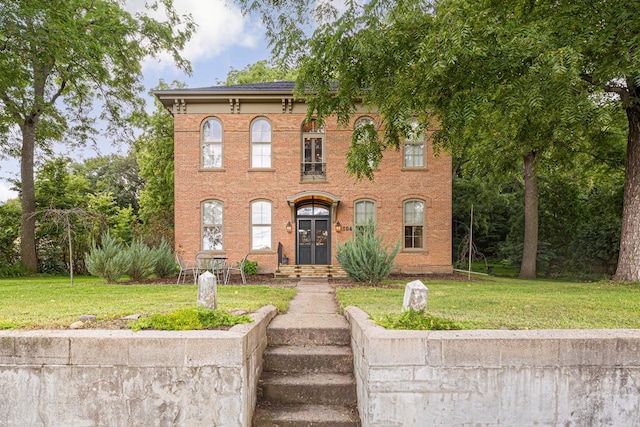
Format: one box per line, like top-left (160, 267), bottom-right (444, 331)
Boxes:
top-left (192, 81), bottom-right (296, 92)
top-left (153, 81), bottom-right (297, 97)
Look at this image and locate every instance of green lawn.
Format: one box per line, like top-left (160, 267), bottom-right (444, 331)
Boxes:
top-left (336, 276), bottom-right (640, 329)
top-left (0, 276), bottom-right (296, 329)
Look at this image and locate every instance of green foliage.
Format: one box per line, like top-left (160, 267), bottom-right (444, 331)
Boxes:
top-left (126, 239), bottom-right (156, 282)
top-left (130, 307), bottom-right (252, 331)
top-left (336, 225), bottom-right (399, 286)
top-left (223, 60), bottom-right (297, 85)
top-left (244, 260), bottom-right (258, 276)
top-left (153, 239), bottom-right (177, 278)
top-left (0, 199), bottom-right (21, 267)
top-left (378, 309), bottom-right (466, 331)
top-left (85, 232), bottom-right (131, 283)
top-left (0, 263), bottom-right (31, 279)
top-left (133, 82), bottom-right (180, 247)
top-left (1, 0), bottom-right (193, 272)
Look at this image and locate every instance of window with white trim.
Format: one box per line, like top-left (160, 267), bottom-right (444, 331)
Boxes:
top-left (403, 200), bottom-right (425, 249)
top-left (202, 200), bottom-right (223, 250)
top-left (354, 116), bottom-right (377, 168)
top-left (403, 119), bottom-right (425, 168)
top-left (251, 200), bottom-right (272, 251)
top-left (202, 118), bottom-right (223, 168)
top-left (251, 118), bottom-right (272, 168)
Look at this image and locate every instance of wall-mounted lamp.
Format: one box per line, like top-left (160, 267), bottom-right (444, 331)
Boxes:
top-left (286, 221), bottom-right (293, 233)
top-left (335, 221), bottom-right (342, 233)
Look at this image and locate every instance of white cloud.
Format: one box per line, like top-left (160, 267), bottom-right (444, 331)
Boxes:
top-left (130, 0), bottom-right (263, 73)
top-left (0, 181), bottom-right (17, 203)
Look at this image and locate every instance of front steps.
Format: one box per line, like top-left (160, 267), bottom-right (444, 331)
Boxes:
top-left (274, 264), bottom-right (348, 278)
top-left (253, 279), bottom-right (360, 426)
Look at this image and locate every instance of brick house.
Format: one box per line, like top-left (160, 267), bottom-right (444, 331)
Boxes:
top-left (154, 81), bottom-right (452, 275)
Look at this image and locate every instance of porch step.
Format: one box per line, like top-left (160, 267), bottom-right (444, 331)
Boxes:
top-left (274, 264), bottom-right (348, 278)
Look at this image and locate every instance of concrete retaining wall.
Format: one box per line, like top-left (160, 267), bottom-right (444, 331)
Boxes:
top-left (345, 306), bottom-right (640, 426)
top-left (0, 305), bottom-right (277, 427)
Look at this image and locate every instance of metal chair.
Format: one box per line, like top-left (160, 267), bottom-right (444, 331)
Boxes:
top-left (176, 253), bottom-right (198, 284)
top-left (196, 251), bottom-right (227, 284)
top-left (226, 253), bottom-right (249, 285)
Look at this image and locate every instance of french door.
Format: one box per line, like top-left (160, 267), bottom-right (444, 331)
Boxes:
top-left (297, 218), bottom-right (330, 264)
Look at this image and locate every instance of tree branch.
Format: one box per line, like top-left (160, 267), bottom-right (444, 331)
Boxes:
top-left (581, 73), bottom-right (630, 106)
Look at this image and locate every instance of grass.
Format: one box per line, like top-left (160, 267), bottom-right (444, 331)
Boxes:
top-left (336, 276), bottom-right (640, 330)
top-left (0, 276), bottom-right (296, 330)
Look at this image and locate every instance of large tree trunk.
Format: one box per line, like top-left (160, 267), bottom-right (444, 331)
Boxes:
top-left (614, 104), bottom-right (640, 282)
top-left (20, 119), bottom-right (38, 273)
top-left (519, 151), bottom-right (538, 279)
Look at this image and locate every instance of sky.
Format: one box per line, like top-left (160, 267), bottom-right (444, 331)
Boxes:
top-left (0, 0), bottom-right (272, 202)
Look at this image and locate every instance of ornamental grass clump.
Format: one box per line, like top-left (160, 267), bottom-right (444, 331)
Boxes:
top-left (336, 223), bottom-right (399, 286)
top-left (153, 238), bottom-right (177, 278)
top-left (85, 232), bottom-right (131, 283)
top-left (126, 238), bottom-right (156, 282)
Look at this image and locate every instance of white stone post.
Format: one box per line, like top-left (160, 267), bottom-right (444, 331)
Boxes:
top-left (197, 271), bottom-right (217, 309)
top-left (402, 280), bottom-right (428, 311)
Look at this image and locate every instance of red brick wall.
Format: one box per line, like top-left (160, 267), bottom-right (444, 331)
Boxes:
top-left (174, 111), bottom-right (452, 274)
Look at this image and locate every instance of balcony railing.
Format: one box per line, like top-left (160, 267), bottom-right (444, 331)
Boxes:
top-left (300, 162), bottom-right (326, 181)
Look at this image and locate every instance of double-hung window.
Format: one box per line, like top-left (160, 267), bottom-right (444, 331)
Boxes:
top-left (251, 118), bottom-right (272, 168)
top-left (202, 200), bottom-right (223, 250)
top-left (354, 200), bottom-right (376, 232)
top-left (251, 200), bottom-right (272, 251)
top-left (403, 119), bottom-right (425, 168)
top-left (202, 118), bottom-right (223, 168)
top-left (403, 200), bottom-right (425, 249)
top-left (354, 116), bottom-right (377, 170)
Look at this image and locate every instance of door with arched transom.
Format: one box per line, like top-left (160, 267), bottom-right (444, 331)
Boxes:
top-left (296, 202), bottom-right (330, 264)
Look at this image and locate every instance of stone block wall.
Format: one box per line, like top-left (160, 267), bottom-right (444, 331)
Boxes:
top-left (0, 306), bottom-right (276, 427)
top-left (345, 306), bottom-right (640, 426)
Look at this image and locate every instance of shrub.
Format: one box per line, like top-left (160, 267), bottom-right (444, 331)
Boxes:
top-left (0, 262), bottom-right (31, 278)
top-left (126, 238), bottom-right (156, 282)
top-left (152, 238), bottom-right (177, 278)
top-left (378, 309), bottom-right (467, 330)
top-left (85, 232), bottom-right (131, 283)
top-left (244, 260), bottom-right (258, 275)
top-left (130, 307), bottom-right (252, 331)
top-left (335, 224), bottom-right (399, 286)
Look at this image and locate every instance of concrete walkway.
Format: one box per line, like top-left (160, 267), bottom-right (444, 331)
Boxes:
top-left (267, 278), bottom-right (351, 343)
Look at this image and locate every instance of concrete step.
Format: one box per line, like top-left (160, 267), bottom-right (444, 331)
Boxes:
top-left (259, 372), bottom-right (357, 406)
top-left (267, 314), bottom-right (351, 346)
top-left (275, 264), bottom-right (349, 278)
top-left (253, 404), bottom-right (360, 427)
top-left (264, 345), bottom-right (353, 374)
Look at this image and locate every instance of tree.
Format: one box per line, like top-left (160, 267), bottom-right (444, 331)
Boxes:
top-left (238, 0), bottom-right (630, 279)
top-left (0, 0), bottom-right (194, 272)
top-left (72, 153), bottom-right (143, 213)
top-left (223, 60), bottom-right (297, 85)
top-left (134, 82), bottom-right (182, 246)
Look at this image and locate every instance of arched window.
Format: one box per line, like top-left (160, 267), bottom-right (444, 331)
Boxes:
top-left (251, 200), bottom-right (272, 251)
top-left (354, 199), bottom-right (376, 230)
top-left (251, 118), bottom-right (272, 168)
top-left (354, 116), bottom-right (377, 168)
top-left (201, 118), bottom-right (223, 168)
top-left (403, 199), bottom-right (425, 249)
top-left (404, 118), bottom-right (425, 168)
top-left (202, 200), bottom-right (223, 250)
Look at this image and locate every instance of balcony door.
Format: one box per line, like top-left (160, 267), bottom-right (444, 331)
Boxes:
top-left (296, 203), bottom-right (330, 265)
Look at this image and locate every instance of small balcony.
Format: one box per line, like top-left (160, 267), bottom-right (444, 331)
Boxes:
top-left (301, 162), bottom-right (326, 182)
